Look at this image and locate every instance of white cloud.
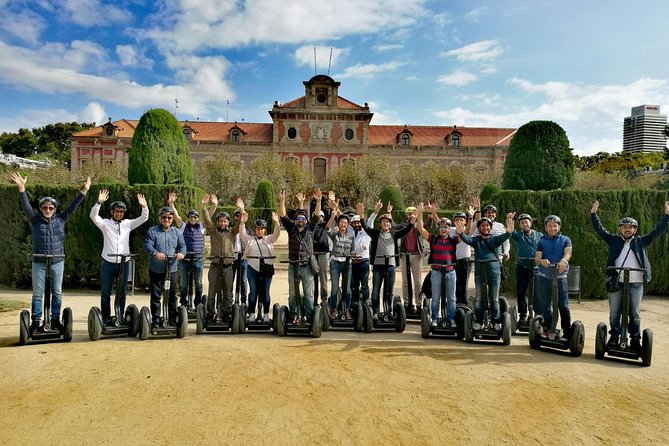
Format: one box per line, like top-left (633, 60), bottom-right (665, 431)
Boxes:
top-left (365, 101), bottom-right (402, 125)
top-left (336, 61), bottom-right (406, 79)
top-left (442, 40), bottom-right (504, 62)
top-left (115, 44), bottom-right (154, 69)
top-left (481, 65), bottom-right (498, 74)
top-left (0, 7), bottom-right (47, 45)
top-left (464, 7), bottom-right (488, 23)
top-left (432, 12), bottom-right (452, 27)
top-left (77, 102), bottom-right (106, 125)
top-left (293, 45), bottom-right (350, 70)
top-left (52, 0), bottom-right (131, 26)
top-left (374, 44), bottom-right (403, 53)
top-left (437, 70), bottom-right (477, 86)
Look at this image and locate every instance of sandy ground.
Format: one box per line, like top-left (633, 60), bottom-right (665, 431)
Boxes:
top-left (1, 267), bottom-right (669, 446)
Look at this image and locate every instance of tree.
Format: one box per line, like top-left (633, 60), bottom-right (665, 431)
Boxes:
top-left (0, 129), bottom-right (36, 158)
top-left (193, 154), bottom-right (242, 204)
top-left (326, 156), bottom-right (393, 207)
top-left (502, 120), bottom-right (574, 190)
top-left (252, 180), bottom-right (277, 232)
top-left (127, 108), bottom-right (193, 185)
top-left (33, 122), bottom-right (95, 167)
top-left (378, 185), bottom-right (404, 212)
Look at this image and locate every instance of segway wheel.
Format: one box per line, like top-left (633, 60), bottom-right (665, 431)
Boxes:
top-left (126, 304), bottom-right (140, 337)
top-left (595, 322), bottom-right (607, 360)
top-left (276, 306), bottom-right (288, 336)
top-left (321, 303), bottom-right (330, 332)
top-left (231, 303), bottom-right (241, 334)
top-left (353, 301), bottom-right (363, 332)
top-left (509, 306), bottom-right (518, 335)
top-left (196, 303), bottom-right (205, 335)
top-left (19, 310), bottom-right (30, 346)
top-left (568, 320), bottom-right (585, 357)
top-left (311, 306), bottom-right (322, 338)
top-left (502, 312), bottom-right (512, 345)
top-left (363, 303), bottom-right (373, 333)
top-left (394, 302), bottom-right (406, 333)
top-left (464, 311), bottom-right (474, 343)
top-left (177, 305), bottom-right (188, 338)
top-left (499, 296), bottom-right (509, 314)
top-left (455, 307), bottom-right (467, 340)
top-left (420, 306), bottom-right (430, 339)
top-left (139, 306), bottom-right (151, 340)
top-left (63, 307), bottom-right (73, 342)
top-left (88, 307), bottom-right (102, 341)
top-left (272, 303), bottom-right (281, 334)
top-left (393, 295), bottom-right (401, 306)
top-left (529, 316), bottom-right (543, 349)
top-left (641, 328), bottom-right (653, 367)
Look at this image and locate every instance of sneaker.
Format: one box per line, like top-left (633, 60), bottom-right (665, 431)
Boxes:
top-left (431, 319), bottom-right (438, 327)
top-left (248, 313), bottom-right (256, 323)
top-left (330, 310), bottom-right (338, 319)
top-left (473, 322), bottom-right (482, 331)
top-left (263, 313), bottom-right (270, 323)
top-left (373, 312), bottom-right (379, 322)
top-left (449, 320), bottom-right (457, 329)
top-left (51, 318), bottom-right (63, 330)
top-left (630, 338), bottom-right (641, 353)
top-left (293, 316), bottom-right (301, 325)
top-left (606, 336), bottom-right (619, 350)
top-left (493, 323), bottom-right (502, 331)
top-left (345, 310), bottom-right (352, 320)
top-left (518, 315), bottom-right (527, 325)
top-left (30, 320), bottom-right (41, 331)
top-left (152, 318), bottom-right (161, 328)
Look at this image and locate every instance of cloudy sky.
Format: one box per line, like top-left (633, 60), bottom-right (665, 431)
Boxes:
top-left (1, 0), bottom-right (668, 155)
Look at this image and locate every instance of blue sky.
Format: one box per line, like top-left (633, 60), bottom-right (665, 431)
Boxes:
top-left (1, 0), bottom-right (668, 156)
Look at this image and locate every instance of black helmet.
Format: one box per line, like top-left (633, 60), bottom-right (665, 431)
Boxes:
top-left (254, 219), bottom-right (268, 229)
top-left (618, 217), bottom-right (638, 227)
top-left (517, 213), bottom-right (532, 222)
top-left (477, 217), bottom-right (493, 229)
top-left (215, 211), bottom-right (230, 222)
top-left (337, 214), bottom-right (350, 223)
top-left (483, 204), bottom-right (497, 214)
top-left (438, 217), bottom-right (452, 227)
top-left (452, 212), bottom-right (467, 220)
top-left (110, 201), bottom-right (127, 212)
top-left (186, 209), bottom-right (199, 218)
top-left (159, 206), bottom-right (174, 217)
top-left (39, 196), bottom-right (58, 208)
top-left (544, 215), bottom-right (562, 225)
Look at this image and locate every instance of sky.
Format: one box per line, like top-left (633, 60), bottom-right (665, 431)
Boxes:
top-left (1, 0), bottom-right (668, 156)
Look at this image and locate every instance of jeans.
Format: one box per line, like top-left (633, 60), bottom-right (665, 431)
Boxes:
top-left (608, 282), bottom-right (643, 339)
top-left (329, 259), bottom-right (351, 312)
top-left (179, 257), bottom-right (203, 307)
top-left (31, 260), bottom-right (64, 321)
top-left (351, 259), bottom-right (370, 303)
top-left (247, 266), bottom-right (272, 315)
top-left (207, 263), bottom-right (233, 316)
top-left (371, 265), bottom-right (396, 314)
top-left (232, 258), bottom-right (248, 304)
top-left (288, 264), bottom-right (315, 318)
top-left (313, 253), bottom-right (329, 306)
top-left (455, 258), bottom-right (471, 305)
top-left (474, 270), bottom-right (501, 324)
top-left (100, 258), bottom-right (130, 321)
top-left (149, 270), bottom-right (177, 322)
top-left (401, 253), bottom-right (422, 307)
top-left (535, 275), bottom-right (571, 333)
top-left (430, 268), bottom-right (456, 322)
top-left (515, 264), bottom-right (534, 317)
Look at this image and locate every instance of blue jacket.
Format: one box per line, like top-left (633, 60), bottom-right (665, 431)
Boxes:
top-left (591, 212), bottom-right (669, 283)
top-left (20, 191), bottom-right (85, 264)
top-left (536, 233), bottom-right (571, 279)
top-left (144, 225), bottom-right (186, 273)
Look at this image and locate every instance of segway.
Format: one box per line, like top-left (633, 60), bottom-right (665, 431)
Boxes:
top-left (182, 251), bottom-right (199, 322)
top-left (313, 251), bottom-right (330, 331)
top-left (528, 264), bottom-right (584, 356)
top-left (329, 255), bottom-right (363, 331)
top-left (365, 254), bottom-right (406, 333)
top-left (138, 255), bottom-right (188, 340)
top-left (19, 254), bottom-right (73, 345)
top-left (463, 259), bottom-right (513, 345)
top-left (276, 259), bottom-right (322, 338)
top-left (243, 254), bottom-right (278, 333)
top-left (87, 253), bottom-right (140, 341)
top-left (595, 266), bottom-right (652, 367)
top-left (402, 252), bottom-right (422, 321)
top-left (420, 267), bottom-right (472, 340)
top-left (195, 255), bottom-right (242, 335)
top-left (514, 256), bottom-right (536, 334)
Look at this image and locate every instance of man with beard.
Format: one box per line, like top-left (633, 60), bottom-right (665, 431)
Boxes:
top-left (591, 200), bottom-right (669, 351)
top-left (510, 214), bottom-right (543, 325)
top-left (348, 211), bottom-right (372, 307)
top-left (91, 189), bottom-right (149, 326)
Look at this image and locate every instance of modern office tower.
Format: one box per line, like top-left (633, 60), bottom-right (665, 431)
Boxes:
top-left (623, 105), bottom-right (667, 153)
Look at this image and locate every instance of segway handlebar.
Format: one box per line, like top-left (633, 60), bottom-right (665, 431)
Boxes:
top-left (30, 254), bottom-right (65, 259)
top-left (607, 266), bottom-right (646, 273)
top-left (247, 255), bottom-right (277, 260)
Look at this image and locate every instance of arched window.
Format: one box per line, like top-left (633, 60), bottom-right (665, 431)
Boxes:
top-left (401, 133), bottom-right (411, 145)
top-left (285, 156), bottom-right (299, 164)
top-left (183, 128), bottom-right (191, 140)
top-left (342, 158), bottom-right (355, 167)
top-left (314, 158), bottom-right (327, 185)
top-left (451, 134), bottom-right (460, 147)
top-left (231, 130), bottom-right (241, 142)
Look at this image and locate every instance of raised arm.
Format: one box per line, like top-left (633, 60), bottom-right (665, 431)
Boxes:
top-left (278, 189), bottom-right (287, 218)
top-left (168, 192), bottom-right (183, 228)
top-left (90, 189), bottom-right (108, 228)
top-left (238, 210), bottom-right (249, 245)
top-left (415, 202), bottom-right (430, 239)
top-left (312, 188), bottom-right (322, 218)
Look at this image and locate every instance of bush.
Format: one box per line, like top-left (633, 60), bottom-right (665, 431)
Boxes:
top-left (252, 180), bottom-right (277, 232)
top-left (379, 185), bottom-right (404, 214)
top-left (480, 183), bottom-right (501, 205)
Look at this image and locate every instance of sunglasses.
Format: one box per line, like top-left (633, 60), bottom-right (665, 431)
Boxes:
top-left (295, 217), bottom-right (307, 221)
top-left (161, 216), bottom-right (173, 220)
top-left (41, 206), bottom-right (55, 211)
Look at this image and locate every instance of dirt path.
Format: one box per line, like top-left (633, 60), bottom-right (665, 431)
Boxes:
top-left (1, 270), bottom-right (668, 445)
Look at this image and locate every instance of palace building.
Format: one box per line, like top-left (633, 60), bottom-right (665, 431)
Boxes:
top-left (70, 75), bottom-right (517, 184)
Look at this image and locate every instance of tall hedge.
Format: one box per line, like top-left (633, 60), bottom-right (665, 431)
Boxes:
top-left (252, 180), bottom-right (277, 232)
top-left (127, 108), bottom-right (193, 186)
top-left (379, 185), bottom-right (404, 213)
top-left (502, 120), bottom-right (574, 191)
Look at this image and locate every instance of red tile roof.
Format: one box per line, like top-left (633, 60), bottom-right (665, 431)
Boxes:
top-left (368, 125), bottom-right (516, 147)
top-left (280, 95), bottom-right (365, 110)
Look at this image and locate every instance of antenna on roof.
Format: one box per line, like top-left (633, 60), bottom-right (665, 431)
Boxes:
top-left (226, 100), bottom-right (229, 122)
top-left (313, 47), bottom-right (317, 75)
top-left (327, 47), bottom-right (333, 76)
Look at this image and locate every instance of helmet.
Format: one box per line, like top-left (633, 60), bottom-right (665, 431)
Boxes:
top-left (452, 212), bottom-right (467, 220)
top-left (186, 209), bottom-right (199, 218)
top-left (618, 217), bottom-right (638, 227)
top-left (404, 206), bottom-right (416, 214)
top-left (517, 213), bottom-right (532, 222)
top-left (544, 215), bottom-right (562, 226)
top-left (438, 217), bottom-right (452, 227)
top-left (477, 217), bottom-right (493, 229)
top-left (254, 219), bottom-right (267, 229)
top-left (379, 213), bottom-right (393, 223)
top-left (337, 213), bottom-right (350, 223)
top-left (214, 211), bottom-right (230, 222)
top-left (294, 209), bottom-right (308, 219)
top-left (483, 204), bottom-right (497, 214)
top-left (158, 206), bottom-right (174, 217)
top-left (39, 196), bottom-right (58, 209)
top-left (350, 215), bottom-right (361, 223)
top-left (110, 201), bottom-right (127, 212)
top-left (234, 209), bottom-right (241, 216)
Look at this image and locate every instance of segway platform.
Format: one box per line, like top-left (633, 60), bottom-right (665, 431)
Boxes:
top-left (595, 323), bottom-right (652, 367)
top-left (528, 315), bottom-right (585, 357)
top-left (421, 304), bottom-right (470, 339)
top-left (195, 295), bottom-right (243, 335)
top-left (87, 305), bottom-right (140, 341)
top-left (276, 305), bottom-right (322, 337)
top-left (138, 305), bottom-right (188, 340)
top-left (19, 308), bottom-right (74, 345)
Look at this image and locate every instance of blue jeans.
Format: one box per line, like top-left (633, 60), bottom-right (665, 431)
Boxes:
top-left (247, 266), bottom-right (273, 315)
top-left (515, 264), bottom-right (534, 317)
top-left (31, 260), bottom-right (64, 321)
top-left (474, 270), bottom-right (501, 324)
top-left (535, 275), bottom-right (571, 333)
top-left (288, 264), bottom-right (314, 318)
top-left (608, 282), bottom-right (643, 339)
top-left (329, 259), bottom-right (351, 312)
top-left (232, 258), bottom-right (248, 304)
top-left (179, 257), bottom-right (203, 307)
top-left (100, 258), bottom-right (130, 321)
top-left (430, 268), bottom-right (456, 322)
top-left (351, 259), bottom-right (370, 303)
top-left (371, 265), bottom-right (396, 314)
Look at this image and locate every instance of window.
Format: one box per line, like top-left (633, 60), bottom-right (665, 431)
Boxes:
top-left (316, 88), bottom-right (327, 104)
top-left (314, 158), bottom-right (327, 185)
top-left (287, 127), bottom-right (297, 139)
top-left (104, 126), bottom-right (114, 137)
top-left (285, 156), bottom-right (299, 164)
top-left (183, 129), bottom-right (191, 140)
top-left (401, 133), bottom-right (411, 146)
top-left (344, 128), bottom-right (354, 141)
top-left (231, 130), bottom-right (240, 142)
top-left (451, 134), bottom-right (460, 147)
top-left (342, 158), bottom-right (355, 167)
